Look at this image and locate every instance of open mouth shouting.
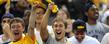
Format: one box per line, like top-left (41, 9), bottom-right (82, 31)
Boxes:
top-left (56, 31), bottom-right (62, 35)
top-left (13, 31), bottom-right (21, 38)
top-left (14, 32), bottom-right (20, 36)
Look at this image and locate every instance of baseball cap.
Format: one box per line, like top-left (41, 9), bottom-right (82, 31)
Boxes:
top-left (72, 19), bottom-right (86, 32)
top-left (2, 12), bottom-right (14, 19)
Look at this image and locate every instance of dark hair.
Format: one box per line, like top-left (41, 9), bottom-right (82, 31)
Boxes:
top-left (73, 19), bottom-right (86, 32)
top-left (85, 1), bottom-right (94, 12)
top-left (10, 17), bottom-right (25, 28)
top-left (52, 17), bottom-right (67, 29)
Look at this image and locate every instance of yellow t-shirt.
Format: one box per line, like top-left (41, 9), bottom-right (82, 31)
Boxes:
top-left (9, 34), bottom-right (38, 44)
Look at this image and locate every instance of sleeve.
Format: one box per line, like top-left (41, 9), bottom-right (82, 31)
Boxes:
top-left (25, 34), bottom-right (38, 44)
top-left (101, 33), bottom-right (109, 44)
top-left (45, 35), bottom-right (54, 44)
top-left (67, 36), bottom-right (75, 44)
top-left (87, 37), bottom-right (100, 44)
top-left (93, 38), bottom-right (100, 44)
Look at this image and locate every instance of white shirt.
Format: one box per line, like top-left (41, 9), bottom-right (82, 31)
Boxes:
top-left (0, 34), bottom-right (10, 44)
top-left (34, 28), bottom-right (43, 44)
top-left (46, 35), bottom-right (71, 44)
top-left (68, 35), bottom-right (100, 44)
top-left (0, 35), bottom-right (3, 44)
top-left (86, 22), bottom-right (107, 42)
top-left (101, 10), bottom-right (109, 24)
top-left (47, 25), bottom-right (55, 38)
top-left (101, 33), bottom-right (109, 44)
top-left (34, 25), bottom-right (55, 44)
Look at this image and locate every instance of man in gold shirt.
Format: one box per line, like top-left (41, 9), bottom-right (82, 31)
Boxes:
top-left (9, 13), bottom-right (37, 44)
top-left (8, 6), bottom-right (38, 44)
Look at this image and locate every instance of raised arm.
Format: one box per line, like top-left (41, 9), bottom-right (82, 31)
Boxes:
top-left (28, 6), bottom-right (36, 39)
top-left (40, 3), bottom-right (53, 41)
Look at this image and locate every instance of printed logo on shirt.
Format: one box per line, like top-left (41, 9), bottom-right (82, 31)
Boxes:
top-left (86, 29), bottom-right (105, 42)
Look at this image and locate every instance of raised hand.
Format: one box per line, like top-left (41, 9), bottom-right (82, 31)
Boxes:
top-left (48, 2), bottom-right (55, 11)
top-left (46, 0), bottom-right (58, 13)
top-left (2, 23), bottom-right (14, 41)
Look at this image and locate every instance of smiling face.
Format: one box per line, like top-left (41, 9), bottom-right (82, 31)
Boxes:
top-left (74, 30), bottom-right (85, 43)
top-left (52, 21), bottom-right (66, 41)
top-left (73, 19), bottom-right (86, 43)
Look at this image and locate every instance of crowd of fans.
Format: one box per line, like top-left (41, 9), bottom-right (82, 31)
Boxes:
top-left (0, 0), bottom-right (109, 44)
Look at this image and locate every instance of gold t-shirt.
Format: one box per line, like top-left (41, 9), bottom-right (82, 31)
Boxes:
top-left (9, 34), bottom-right (38, 44)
